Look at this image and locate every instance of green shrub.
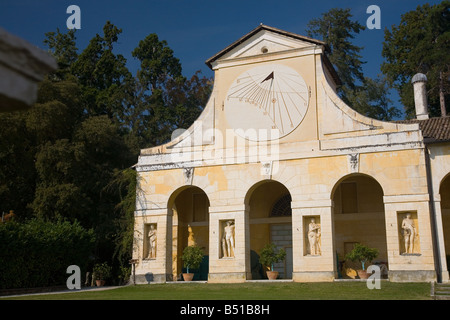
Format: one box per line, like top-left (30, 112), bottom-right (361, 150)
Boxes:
top-left (181, 246), bottom-right (204, 273)
top-left (93, 262), bottom-right (112, 280)
top-left (0, 218), bottom-right (95, 289)
top-left (345, 243), bottom-right (378, 271)
top-left (259, 243), bottom-right (286, 271)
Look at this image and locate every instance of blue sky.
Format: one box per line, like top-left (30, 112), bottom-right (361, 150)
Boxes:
top-left (0, 0), bottom-right (443, 114)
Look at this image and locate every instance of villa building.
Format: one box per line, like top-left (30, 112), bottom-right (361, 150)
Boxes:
top-left (131, 25), bottom-right (450, 283)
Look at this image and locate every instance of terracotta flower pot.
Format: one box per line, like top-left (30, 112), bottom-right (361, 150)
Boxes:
top-left (182, 273), bottom-right (194, 281)
top-left (357, 270), bottom-right (369, 279)
top-left (96, 279), bottom-right (105, 287)
top-left (266, 271), bottom-right (279, 280)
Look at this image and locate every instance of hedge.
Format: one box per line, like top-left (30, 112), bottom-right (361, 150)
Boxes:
top-left (0, 218), bottom-right (95, 289)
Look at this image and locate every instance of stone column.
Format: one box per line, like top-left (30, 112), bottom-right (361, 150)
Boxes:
top-left (383, 194), bottom-right (437, 282)
top-left (291, 200), bottom-right (336, 282)
top-left (133, 208), bottom-right (172, 283)
top-left (208, 204), bottom-right (249, 283)
top-left (432, 194), bottom-right (449, 282)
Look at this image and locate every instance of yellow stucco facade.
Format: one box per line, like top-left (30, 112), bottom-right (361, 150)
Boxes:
top-left (132, 25), bottom-right (450, 283)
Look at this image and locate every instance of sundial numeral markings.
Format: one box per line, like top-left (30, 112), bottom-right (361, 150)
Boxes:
top-left (278, 75), bottom-right (308, 104)
top-left (276, 81), bottom-right (294, 130)
top-left (277, 76), bottom-right (307, 117)
top-left (226, 65), bottom-right (309, 138)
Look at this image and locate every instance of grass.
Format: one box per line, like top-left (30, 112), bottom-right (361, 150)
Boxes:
top-left (2, 281), bottom-right (432, 300)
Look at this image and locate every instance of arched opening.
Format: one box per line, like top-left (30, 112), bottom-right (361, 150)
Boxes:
top-left (168, 186), bottom-right (210, 281)
top-left (440, 174), bottom-right (450, 268)
top-left (246, 180), bottom-right (292, 280)
top-left (332, 174), bottom-right (387, 278)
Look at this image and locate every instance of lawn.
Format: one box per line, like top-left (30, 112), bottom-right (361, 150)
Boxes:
top-left (2, 281), bottom-right (431, 300)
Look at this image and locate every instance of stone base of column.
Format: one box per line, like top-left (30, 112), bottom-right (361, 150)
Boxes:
top-left (208, 272), bottom-right (247, 283)
top-left (388, 270), bottom-right (436, 282)
top-left (134, 273), bottom-right (172, 284)
top-left (292, 271), bottom-right (335, 282)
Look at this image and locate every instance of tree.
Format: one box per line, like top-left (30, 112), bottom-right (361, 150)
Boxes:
top-left (0, 22), bottom-right (213, 285)
top-left (164, 71), bottom-right (213, 130)
top-left (306, 8), bottom-right (366, 93)
top-left (0, 111), bottom-right (36, 220)
top-left (307, 8), bottom-right (398, 120)
top-left (132, 33), bottom-right (182, 92)
top-left (106, 168), bottom-right (138, 268)
top-left (44, 28), bottom-right (78, 80)
top-left (130, 34), bottom-right (211, 148)
top-left (72, 21), bottom-right (135, 123)
top-left (382, 1), bottom-right (450, 118)
top-left (344, 76), bottom-right (401, 121)
top-left (31, 139), bottom-right (90, 222)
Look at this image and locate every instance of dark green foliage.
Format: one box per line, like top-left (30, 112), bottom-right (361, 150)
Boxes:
top-left (106, 168), bottom-right (138, 267)
top-left (0, 112), bottom-right (36, 220)
top-left (0, 20), bottom-right (212, 288)
top-left (307, 8), bottom-right (400, 120)
top-left (345, 243), bottom-right (379, 271)
top-left (43, 28), bottom-right (78, 80)
top-left (182, 246), bottom-right (205, 272)
top-left (382, 1), bottom-right (450, 119)
top-left (307, 8), bottom-right (366, 91)
top-left (344, 76), bottom-right (401, 121)
top-left (93, 262), bottom-right (112, 280)
top-left (259, 243), bottom-right (286, 271)
top-left (0, 219), bottom-right (95, 289)
top-left (132, 33), bottom-right (182, 91)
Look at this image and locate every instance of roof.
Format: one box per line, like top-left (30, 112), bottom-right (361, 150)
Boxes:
top-left (411, 73), bottom-right (427, 84)
top-left (395, 116), bottom-right (450, 144)
top-left (204, 24), bottom-right (341, 85)
top-left (205, 24), bottom-right (329, 69)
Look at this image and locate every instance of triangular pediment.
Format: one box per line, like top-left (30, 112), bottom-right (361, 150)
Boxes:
top-left (218, 30), bottom-right (316, 60)
top-left (205, 24), bottom-right (328, 69)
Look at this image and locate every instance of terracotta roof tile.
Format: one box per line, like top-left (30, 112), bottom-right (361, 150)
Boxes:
top-left (395, 117), bottom-right (450, 143)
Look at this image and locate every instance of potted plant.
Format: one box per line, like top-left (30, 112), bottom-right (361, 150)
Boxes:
top-left (181, 245), bottom-right (204, 281)
top-left (93, 262), bottom-right (112, 286)
top-left (345, 243), bottom-right (379, 279)
top-left (259, 243), bottom-right (286, 280)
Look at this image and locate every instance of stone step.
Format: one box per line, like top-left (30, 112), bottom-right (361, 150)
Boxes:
top-left (436, 291), bottom-right (450, 295)
top-left (431, 282), bottom-right (450, 300)
top-left (435, 286), bottom-right (450, 290)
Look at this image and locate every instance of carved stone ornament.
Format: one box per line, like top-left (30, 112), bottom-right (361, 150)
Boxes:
top-left (183, 167), bottom-right (194, 185)
top-left (261, 161), bottom-right (273, 177)
top-left (347, 153), bottom-right (359, 173)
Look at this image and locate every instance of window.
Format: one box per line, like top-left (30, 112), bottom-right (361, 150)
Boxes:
top-left (271, 194), bottom-right (292, 217)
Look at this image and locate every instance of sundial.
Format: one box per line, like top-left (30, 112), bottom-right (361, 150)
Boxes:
top-left (225, 64), bottom-right (309, 141)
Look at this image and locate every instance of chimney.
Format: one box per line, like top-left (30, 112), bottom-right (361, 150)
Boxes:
top-left (411, 73), bottom-right (429, 120)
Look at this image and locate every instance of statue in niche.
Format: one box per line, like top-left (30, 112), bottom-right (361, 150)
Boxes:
top-left (401, 213), bottom-right (416, 254)
top-left (221, 220), bottom-right (235, 258)
top-left (307, 218), bottom-right (321, 255)
top-left (146, 224), bottom-right (157, 259)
